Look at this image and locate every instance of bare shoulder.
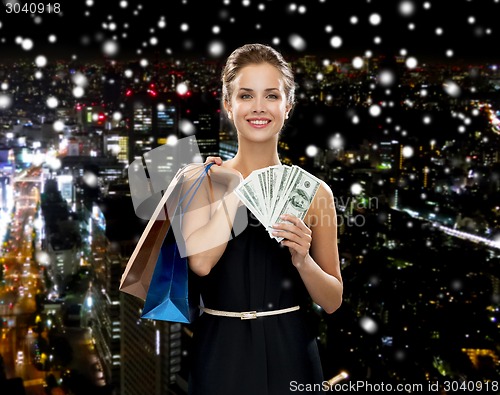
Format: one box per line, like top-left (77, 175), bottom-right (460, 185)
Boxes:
top-left (305, 180), bottom-right (336, 227)
top-left (312, 180), bottom-right (335, 209)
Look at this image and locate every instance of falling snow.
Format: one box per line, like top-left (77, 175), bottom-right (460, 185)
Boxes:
top-left (360, 316), bottom-right (378, 334)
top-left (0, 0), bottom-right (494, 68)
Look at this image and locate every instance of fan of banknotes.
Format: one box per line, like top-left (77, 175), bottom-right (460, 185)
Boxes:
top-left (234, 165), bottom-right (321, 242)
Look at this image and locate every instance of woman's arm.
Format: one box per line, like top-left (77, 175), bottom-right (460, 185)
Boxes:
top-left (181, 163), bottom-right (243, 277)
top-left (271, 181), bottom-right (343, 313)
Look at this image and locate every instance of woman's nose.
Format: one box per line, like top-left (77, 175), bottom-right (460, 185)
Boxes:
top-left (252, 98), bottom-right (265, 113)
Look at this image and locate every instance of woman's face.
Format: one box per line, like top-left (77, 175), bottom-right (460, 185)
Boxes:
top-left (225, 63), bottom-right (291, 144)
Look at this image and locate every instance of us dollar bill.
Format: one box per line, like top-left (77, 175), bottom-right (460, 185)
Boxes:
top-left (257, 171), bottom-right (269, 220)
top-left (233, 179), bottom-right (267, 226)
top-left (268, 165), bottom-right (291, 224)
top-left (268, 166), bottom-right (321, 240)
top-left (235, 165), bottom-right (322, 242)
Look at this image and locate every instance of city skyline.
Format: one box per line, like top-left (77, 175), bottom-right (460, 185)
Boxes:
top-left (0, 50), bottom-right (498, 394)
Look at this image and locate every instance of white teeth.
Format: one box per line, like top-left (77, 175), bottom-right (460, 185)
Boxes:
top-left (250, 120), bottom-right (268, 125)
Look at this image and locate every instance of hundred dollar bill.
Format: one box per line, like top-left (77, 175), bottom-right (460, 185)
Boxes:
top-left (235, 165), bottom-right (322, 242)
top-left (256, 170), bottom-right (269, 221)
top-left (234, 179), bottom-right (267, 226)
top-left (268, 165), bottom-right (291, 225)
top-left (269, 166), bottom-right (321, 241)
top-left (268, 165), bottom-right (285, 222)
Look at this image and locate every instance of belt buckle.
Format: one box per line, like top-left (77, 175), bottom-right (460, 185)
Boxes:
top-left (240, 311), bottom-right (257, 320)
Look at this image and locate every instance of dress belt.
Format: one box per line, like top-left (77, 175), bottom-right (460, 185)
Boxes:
top-left (199, 305), bottom-right (300, 320)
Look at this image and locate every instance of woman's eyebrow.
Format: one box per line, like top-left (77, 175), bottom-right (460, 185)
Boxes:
top-left (238, 87), bottom-right (280, 92)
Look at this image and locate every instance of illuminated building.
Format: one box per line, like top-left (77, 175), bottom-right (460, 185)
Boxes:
top-left (124, 89), bottom-right (179, 164)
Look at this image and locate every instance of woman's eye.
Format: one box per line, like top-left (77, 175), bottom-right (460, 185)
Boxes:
top-left (241, 94), bottom-right (252, 99)
top-left (267, 94), bottom-right (278, 100)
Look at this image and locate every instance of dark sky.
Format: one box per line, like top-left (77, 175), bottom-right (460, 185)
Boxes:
top-left (0, 0), bottom-right (499, 63)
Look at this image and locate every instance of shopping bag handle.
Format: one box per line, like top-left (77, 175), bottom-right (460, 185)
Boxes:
top-left (176, 162), bottom-right (215, 213)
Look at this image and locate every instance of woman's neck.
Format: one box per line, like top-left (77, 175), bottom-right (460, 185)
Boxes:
top-left (229, 139), bottom-right (281, 178)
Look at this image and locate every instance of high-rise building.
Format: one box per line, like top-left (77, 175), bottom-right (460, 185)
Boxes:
top-left (178, 91), bottom-right (220, 160)
top-left (124, 90), bottom-right (179, 164)
top-left (120, 294), bottom-right (188, 395)
top-left (40, 179), bottom-right (81, 292)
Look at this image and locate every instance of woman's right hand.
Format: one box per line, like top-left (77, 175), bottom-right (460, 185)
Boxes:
top-left (205, 156), bottom-right (223, 167)
top-left (205, 156), bottom-right (243, 189)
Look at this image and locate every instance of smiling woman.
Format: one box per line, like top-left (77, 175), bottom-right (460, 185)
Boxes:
top-left (182, 43), bottom-right (343, 395)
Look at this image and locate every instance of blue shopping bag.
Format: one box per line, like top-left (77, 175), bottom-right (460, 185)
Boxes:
top-left (141, 163), bottom-right (214, 323)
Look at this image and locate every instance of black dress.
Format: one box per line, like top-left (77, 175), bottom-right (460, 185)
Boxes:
top-left (188, 207), bottom-right (324, 395)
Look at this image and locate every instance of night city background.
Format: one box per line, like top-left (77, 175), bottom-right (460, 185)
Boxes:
top-left (0, 0), bottom-right (499, 394)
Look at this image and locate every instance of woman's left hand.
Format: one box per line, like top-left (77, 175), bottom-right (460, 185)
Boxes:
top-left (272, 214), bottom-right (312, 268)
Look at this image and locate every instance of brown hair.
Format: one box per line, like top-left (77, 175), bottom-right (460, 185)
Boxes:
top-left (221, 43), bottom-right (295, 107)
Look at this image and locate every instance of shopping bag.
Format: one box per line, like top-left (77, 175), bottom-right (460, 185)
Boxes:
top-left (120, 163), bottom-right (209, 300)
top-left (140, 163), bottom-right (214, 323)
top-left (119, 217), bottom-right (171, 300)
top-left (140, 227), bottom-right (192, 323)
